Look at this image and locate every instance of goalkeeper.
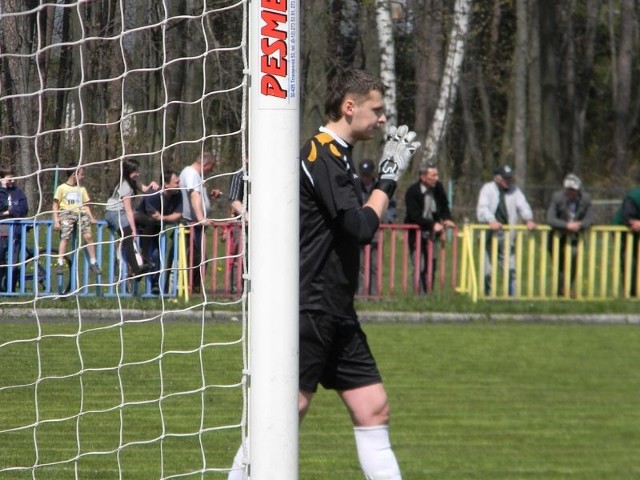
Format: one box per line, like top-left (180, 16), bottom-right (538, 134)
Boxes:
top-left (229, 69), bottom-right (420, 479)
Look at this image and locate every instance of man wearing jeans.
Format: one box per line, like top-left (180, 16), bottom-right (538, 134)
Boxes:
top-left (0, 166), bottom-right (29, 292)
top-left (477, 165), bottom-right (536, 296)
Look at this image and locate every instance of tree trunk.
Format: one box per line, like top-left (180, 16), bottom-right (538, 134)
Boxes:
top-left (0, 0), bottom-right (39, 209)
top-left (376, 0), bottom-right (397, 126)
top-left (163, 3), bottom-right (189, 162)
top-left (105, 1), bottom-right (123, 165)
top-left (421, 0), bottom-right (471, 167)
top-left (459, 71), bottom-right (483, 175)
top-left (526, 0), bottom-right (542, 180)
top-left (327, 0), bottom-right (361, 77)
top-left (413, 0), bottom-right (444, 174)
top-left (537, 2), bottom-right (563, 180)
top-left (612, 0), bottom-right (635, 179)
top-left (570, 0), bottom-right (600, 176)
top-left (513, 0), bottom-right (528, 185)
top-left (52, 1), bottom-right (73, 172)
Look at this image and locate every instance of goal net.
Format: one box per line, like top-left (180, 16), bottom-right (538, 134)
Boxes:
top-left (0, 0), bottom-right (298, 477)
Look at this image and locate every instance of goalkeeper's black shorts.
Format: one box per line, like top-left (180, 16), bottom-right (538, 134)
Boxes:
top-left (299, 310), bottom-right (382, 393)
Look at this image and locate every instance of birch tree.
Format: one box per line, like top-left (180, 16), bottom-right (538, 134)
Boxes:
top-left (376, 0), bottom-right (397, 126)
top-left (420, 0), bottom-right (471, 165)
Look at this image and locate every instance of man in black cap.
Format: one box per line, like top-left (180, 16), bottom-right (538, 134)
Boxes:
top-left (357, 159), bottom-right (395, 296)
top-left (477, 164), bottom-right (536, 296)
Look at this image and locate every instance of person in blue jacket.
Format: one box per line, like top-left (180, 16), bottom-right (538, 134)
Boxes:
top-left (0, 165), bottom-right (29, 292)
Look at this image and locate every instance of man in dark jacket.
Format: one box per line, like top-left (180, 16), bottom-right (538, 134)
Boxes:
top-left (546, 173), bottom-right (594, 296)
top-left (404, 162), bottom-right (455, 293)
top-left (135, 170), bottom-right (183, 294)
top-left (0, 166), bottom-right (29, 292)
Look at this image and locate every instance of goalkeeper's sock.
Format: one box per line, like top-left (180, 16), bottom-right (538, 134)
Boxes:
top-left (353, 425), bottom-right (402, 480)
top-left (227, 442), bottom-right (247, 480)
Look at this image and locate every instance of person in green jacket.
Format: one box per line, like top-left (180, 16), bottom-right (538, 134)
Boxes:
top-left (613, 186), bottom-right (640, 296)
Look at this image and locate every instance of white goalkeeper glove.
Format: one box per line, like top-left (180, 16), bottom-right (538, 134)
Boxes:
top-left (376, 125), bottom-right (421, 197)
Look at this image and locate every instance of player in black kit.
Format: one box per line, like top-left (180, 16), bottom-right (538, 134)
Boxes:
top-left (298, 69), bottom-right (419, 479)
top-left (228, 68), bottom-right (419, 480)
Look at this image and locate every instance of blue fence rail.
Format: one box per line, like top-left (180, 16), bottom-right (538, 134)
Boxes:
top-left (0, 219), bottom-right (182, 298)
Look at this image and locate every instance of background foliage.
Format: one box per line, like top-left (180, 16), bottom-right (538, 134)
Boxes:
top-left (1, 0), bottom-right (639, 221)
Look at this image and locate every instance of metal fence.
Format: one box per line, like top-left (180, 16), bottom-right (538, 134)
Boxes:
top-left (457, 224), bottom-right (640, 301)
top-left (0, 220), bottom-right (187, 298)
top-left (3, 219), bottom-right (637, 301)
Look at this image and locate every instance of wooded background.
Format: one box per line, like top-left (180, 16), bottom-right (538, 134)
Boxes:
top-left (1, 0), bottom-right (638, 222)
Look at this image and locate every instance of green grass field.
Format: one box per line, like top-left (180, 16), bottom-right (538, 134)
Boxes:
top-left (1, 320), bottom-right (639, 479)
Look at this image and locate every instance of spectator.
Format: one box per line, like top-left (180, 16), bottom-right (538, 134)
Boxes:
top-left (52, 167), bottom-right (101, 275)
top-left (104, 158), bottom-right (158, 280)
top-left (357, 158), bottom-right (395, 295)
top-left (0, 166), bottom-right (29, 292)
top-left (180, 151), bottom-right (222, 294)
top-left (403, 162), bottom-right (455, 293)
top-left (546, 173), bottom-right (594, 296)
top-left (476, 164), bottom-right (537, 296)
top-left (135, 169), bottom-right (183, 295)
top-left (613, 185), bottom-right (640, 296)
top-left (228, 169), bottom-right (245, 295)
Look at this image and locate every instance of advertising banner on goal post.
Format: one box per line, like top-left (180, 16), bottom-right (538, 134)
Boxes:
top-left (258, 0), bottom-right (297, 109)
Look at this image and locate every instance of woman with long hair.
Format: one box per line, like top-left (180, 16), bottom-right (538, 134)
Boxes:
top-left (104, 158), bottom-right (159, 278)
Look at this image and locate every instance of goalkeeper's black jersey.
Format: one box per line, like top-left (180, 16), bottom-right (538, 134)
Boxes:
top-left (299, 128), bottom-right (379, 318)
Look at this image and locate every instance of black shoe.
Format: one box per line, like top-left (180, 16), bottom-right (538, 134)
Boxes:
top-left (137, 263), bottom-right (152, 275)
top-left (151, 285), bottom-right (160, 295)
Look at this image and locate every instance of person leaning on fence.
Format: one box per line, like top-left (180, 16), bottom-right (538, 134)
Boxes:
top-left (228, 68), bottom-right (420, 480)
top-left (180, 151), bottom-right (222, 294)
top-left (403, 162), bottom-right (455, 294)
top-left (357, 158), bottom-right (396, 296)
top-left (476, 164), bottom-right (537, 296)
top-left (53, 166), bottom-right (101, 275)
top-left (546, 173), bottom-right (594, 297)
top-left (227, 169), bottom-right (245, 295)
top-left (134, 169), bottom-right (183, 295)
top-left (0, 166), bottom-right (29, 292)
top-left (104, 158), bottom-right (159, 281)
top-left (613, 185), bottom-right (640, 297)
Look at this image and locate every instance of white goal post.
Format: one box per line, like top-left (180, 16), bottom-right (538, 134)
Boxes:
top-left (248, 0), bottom-right (300, 478)
top-left (0, 0), bottom-right (299, 478)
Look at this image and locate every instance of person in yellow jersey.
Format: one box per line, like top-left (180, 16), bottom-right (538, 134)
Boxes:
top-left (53, 166), bottom-right (101, 275)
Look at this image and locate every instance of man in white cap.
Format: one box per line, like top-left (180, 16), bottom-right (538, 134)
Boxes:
top-left (546, 173), bottom-right (594, 296)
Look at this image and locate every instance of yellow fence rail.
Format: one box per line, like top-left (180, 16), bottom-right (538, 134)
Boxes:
top-left (457, 224), bottom-right (640, 301)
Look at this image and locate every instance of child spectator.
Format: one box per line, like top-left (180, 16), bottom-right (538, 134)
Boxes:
top-left (53, 166), bottom-right (101, 274)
